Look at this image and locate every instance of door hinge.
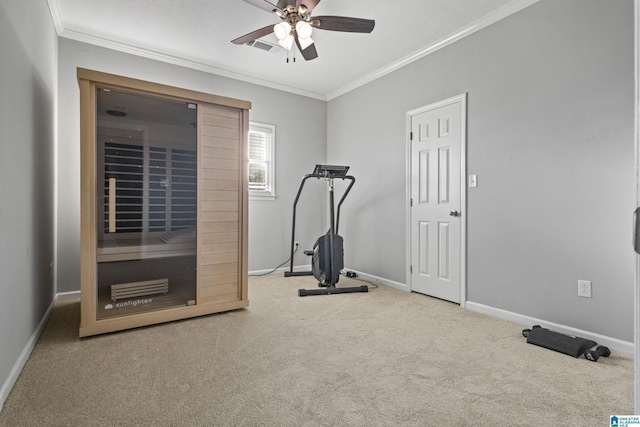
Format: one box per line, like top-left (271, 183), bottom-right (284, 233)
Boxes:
top-left (410, 265), bottom-right (413, 274)
top-left (410, 131), bottom-right (413, 140)
top-left (410, 198), bottom-right (413, 207)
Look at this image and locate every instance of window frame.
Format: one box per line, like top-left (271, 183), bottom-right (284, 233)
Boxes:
top-left (248, 121), bottom-right (276, 200)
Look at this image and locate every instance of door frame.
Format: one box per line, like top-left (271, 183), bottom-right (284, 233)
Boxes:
top-left (405, 93), bottom-right (467, 307)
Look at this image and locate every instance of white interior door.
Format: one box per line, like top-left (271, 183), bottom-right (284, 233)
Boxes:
top-left (409, 95), bottom-right (465, 303)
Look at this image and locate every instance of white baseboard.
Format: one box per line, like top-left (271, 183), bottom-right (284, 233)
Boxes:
top-left (56, 290), bottom-right (80, 300)
top-left (342, 268), bottom-right (408, 291)
top-left (466, 301), bottom-right (634, 355)
top-left (0, 294), bottom-right (60, 412)
top-left (249, 264), bottom-right (311, 277)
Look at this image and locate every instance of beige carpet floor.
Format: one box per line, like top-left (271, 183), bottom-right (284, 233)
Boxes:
top-left (0, 275), bottom-right (634, 426)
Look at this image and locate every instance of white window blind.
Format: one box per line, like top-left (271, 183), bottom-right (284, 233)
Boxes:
top-left (248, 122), bottom-right (275, 199)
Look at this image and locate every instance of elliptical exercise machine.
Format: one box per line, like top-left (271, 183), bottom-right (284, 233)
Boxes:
top-left (284, 165), bottom-right (368, 297)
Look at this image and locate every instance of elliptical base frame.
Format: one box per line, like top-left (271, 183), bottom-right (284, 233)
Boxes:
top-left (298, 285), bottom-right (368, 297)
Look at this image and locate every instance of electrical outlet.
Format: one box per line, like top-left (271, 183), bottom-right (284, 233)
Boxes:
top-left (578, 280), bottom-right (592, 298)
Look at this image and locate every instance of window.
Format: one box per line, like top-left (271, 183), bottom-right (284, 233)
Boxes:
top-left (248, 122), bottom-right (276, 199)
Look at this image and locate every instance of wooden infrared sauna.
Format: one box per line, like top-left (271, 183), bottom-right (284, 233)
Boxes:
top-left (78, 68), bottom-right (250, 337)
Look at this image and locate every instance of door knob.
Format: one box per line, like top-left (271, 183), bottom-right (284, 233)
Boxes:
top-left (449, 210), bottom-right (460, 217)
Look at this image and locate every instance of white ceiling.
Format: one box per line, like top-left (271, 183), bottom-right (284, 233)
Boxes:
top-left (48, 0), bottom-right (538, 100)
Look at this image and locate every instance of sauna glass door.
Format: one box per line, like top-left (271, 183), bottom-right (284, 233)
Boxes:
top-left (95, 87), bottom-right (197, 320)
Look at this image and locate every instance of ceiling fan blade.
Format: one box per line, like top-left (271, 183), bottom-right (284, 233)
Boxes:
top-left (295, 0), bottom-right (320, 15)
top-left (242, 0), bottom-right (282, 14)
top-left (310, 16), bottom-right (375, 33)
top-left (231, 25), bottom-right (275, 45)
top-left (301, 43), bottom-right (318, 60)
top-left (295, 35), bottom-right (318, 60)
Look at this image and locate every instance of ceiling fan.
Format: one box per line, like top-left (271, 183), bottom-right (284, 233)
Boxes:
top-left (231, 0), bottom-right (375, 61)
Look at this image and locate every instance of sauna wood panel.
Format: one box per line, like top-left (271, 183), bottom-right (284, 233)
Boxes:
top-left (202, 146), bottom-right (239, 160)
top-left (202, 191), bottom-right (238, 202)
top-left (202, 283), bottom-right (239, 298)
top-left (202, 262), bottom-right (238, 277)
top-left (201, 211), bottom-right (239, 223)
top-left (198, 103), bottom-right (248, 308)
top-left (201, 221), bottom-right (238, 233)
top-left (202, 252), bottom-right (239, 265)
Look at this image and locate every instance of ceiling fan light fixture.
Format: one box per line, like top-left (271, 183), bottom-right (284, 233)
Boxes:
top-left (274, 22), bottom-right (294, 50)
top-left (273, 22), bottom-right (290, 40)
top-left (278, 35), bottom-right (294, 50)
top-left (295, 20), bottom-right (312, 39)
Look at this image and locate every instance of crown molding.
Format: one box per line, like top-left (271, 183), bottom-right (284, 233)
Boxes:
top-left (47, 0), bottom-right (538, 102)
top-left (46, 0), bottom-right (65, 34)
top-left (59, 28), bottom-right (328, 101)
top-left (326, 0), bottom-right (540, 101)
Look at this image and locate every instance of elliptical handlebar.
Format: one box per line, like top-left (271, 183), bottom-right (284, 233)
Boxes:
top-left (335, 176), bottom-right (355, 235)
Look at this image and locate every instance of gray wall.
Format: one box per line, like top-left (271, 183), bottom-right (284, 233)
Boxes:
top-left (57, 38), bottom-right (327, 292)
top-left (328, 0), bottom-right (635, 342)
top-left (0, 0), bottom-right (57, 405)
